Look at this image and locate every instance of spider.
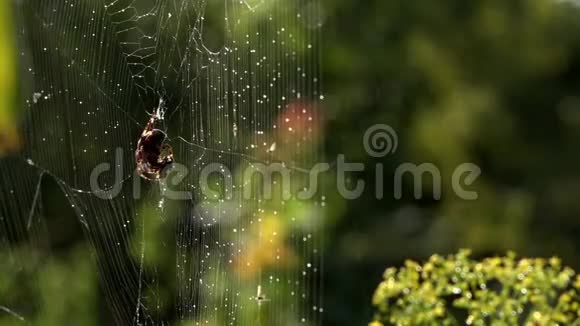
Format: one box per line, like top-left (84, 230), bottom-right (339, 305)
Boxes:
top-left (135, 102), bottom-right (174, 181)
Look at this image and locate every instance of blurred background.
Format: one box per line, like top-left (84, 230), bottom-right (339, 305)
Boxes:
top-left (3, 0), bottom-right (580, 325)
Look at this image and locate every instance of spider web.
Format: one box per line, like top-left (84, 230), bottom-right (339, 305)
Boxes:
top-left (1, 0), bottom-right (325, 324)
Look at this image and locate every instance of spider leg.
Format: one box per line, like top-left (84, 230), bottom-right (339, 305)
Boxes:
top-left (155, 98), bottom-right (166, 120)
top-left (152, 128), bottom-right (168, 140)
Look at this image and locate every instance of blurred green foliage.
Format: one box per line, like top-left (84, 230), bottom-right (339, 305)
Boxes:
top-left (0, 0), bottom-right (19, 155)
top-left (322, 0), bottom-right (580, 323)
top-left (0, 245), bottom-right (98, 326)
top-left (370, 250), bottom-right (580, 325)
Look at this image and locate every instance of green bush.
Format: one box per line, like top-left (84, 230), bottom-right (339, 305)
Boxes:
top-left (370, 250), bottom-right (580, 326)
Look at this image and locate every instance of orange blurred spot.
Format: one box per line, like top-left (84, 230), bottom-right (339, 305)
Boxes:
top-left (234, 215), bottom-right (298, 280)
top-left (276, 100), bottom-right (324, 145)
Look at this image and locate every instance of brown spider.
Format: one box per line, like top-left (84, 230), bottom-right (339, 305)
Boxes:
top-left (135, 112), bottom-right (174, 180)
